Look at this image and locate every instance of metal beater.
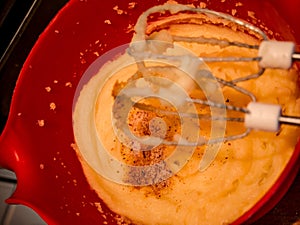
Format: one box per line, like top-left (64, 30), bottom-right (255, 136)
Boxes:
top-left (112, 3), bottom-right (300, 147)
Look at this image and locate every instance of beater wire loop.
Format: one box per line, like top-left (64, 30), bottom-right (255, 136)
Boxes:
top-left (118, 3), bottom-right (300, 148)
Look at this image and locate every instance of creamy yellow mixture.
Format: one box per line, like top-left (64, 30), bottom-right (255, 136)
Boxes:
top-left (73, 6), bottom-right (300, 225)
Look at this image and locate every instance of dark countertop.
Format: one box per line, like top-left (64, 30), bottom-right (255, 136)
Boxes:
top-left (254, 173), bottom-right (300, 225)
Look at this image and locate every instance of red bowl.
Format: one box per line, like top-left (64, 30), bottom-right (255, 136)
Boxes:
top-left (0, 0), bottom-right (299, 224)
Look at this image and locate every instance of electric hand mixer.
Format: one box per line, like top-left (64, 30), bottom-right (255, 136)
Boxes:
top-left (73, 3), bottom-right (300, 178)
top-left (109, 3), bottom-right (300, 150)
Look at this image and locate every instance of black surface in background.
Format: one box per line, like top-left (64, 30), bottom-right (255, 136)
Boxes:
top-left (0, 1), bottom-right (299, 224)
top-left (0, 0), bottom-right (68, 133)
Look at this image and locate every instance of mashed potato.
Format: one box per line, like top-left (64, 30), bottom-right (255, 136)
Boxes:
top-left (73, 5), bottom-right (300, 225)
